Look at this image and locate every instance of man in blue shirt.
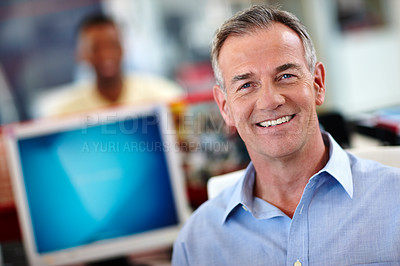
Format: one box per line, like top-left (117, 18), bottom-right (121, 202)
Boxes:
top-left (172, 5), bottom-right (400, 266)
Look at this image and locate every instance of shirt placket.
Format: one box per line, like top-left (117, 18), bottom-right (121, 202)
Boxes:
top-left (286, 179), bottom-right (318, 266)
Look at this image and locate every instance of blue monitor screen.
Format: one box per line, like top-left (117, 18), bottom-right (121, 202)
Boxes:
top-left (17, 114), bottom-right (179, 254)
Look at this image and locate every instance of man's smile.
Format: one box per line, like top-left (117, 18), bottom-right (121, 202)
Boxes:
top-left (256, 115), bottom-right (295, 128)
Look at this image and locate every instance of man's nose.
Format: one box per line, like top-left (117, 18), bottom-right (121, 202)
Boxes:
top-left (98, 46), bottom-right (121, 61)
top-left (256, 82), bottom-right (285, 110)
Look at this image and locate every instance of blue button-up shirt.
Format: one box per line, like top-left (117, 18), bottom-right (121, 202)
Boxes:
top-left (172, 133), bottom-right (400, 265)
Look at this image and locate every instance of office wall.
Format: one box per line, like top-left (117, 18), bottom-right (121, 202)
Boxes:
top-left (301, 0), bottom-right (400, 116)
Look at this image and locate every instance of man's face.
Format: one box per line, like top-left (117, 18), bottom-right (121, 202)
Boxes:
top-left (79, 24), bottom-right (123, 81)
top-left (213, 23), bottom-right (325, 160)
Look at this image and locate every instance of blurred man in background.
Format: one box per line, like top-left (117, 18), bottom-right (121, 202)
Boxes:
top-left (40, 13), bottom-right (183, 117)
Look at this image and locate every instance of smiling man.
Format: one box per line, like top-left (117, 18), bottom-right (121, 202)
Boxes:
top-left (172, 5), bottom-right (400, 265)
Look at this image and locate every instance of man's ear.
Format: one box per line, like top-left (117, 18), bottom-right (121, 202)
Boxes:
top-left (213, 85), bottom-right (235, 127)
top-left (313, 62), bottom-right (326, 106)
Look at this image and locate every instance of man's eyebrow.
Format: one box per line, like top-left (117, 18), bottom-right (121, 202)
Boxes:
top-left (229, 64), bottom-right (302, 85)
top-left (275, 63), bottom-right (302, 72)
top-left (231, 73), bottom-right (254, 84)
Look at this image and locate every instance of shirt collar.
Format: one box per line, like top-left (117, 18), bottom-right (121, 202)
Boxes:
top-left (318, 132), bottom-right (353, 198)
top-left (222, 163), bottom-right (255, 224)
top-left (221, 132), bottom-right (353, 224)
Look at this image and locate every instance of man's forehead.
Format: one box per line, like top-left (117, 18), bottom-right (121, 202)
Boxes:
top-left (221, 23), bottom-right (302, 51)
top-left (83, 23), bottom-right (118, 34)
top-left (218, 23), bottom-right (305, 70)
top-left (80, 24), bottom-right (120, 44)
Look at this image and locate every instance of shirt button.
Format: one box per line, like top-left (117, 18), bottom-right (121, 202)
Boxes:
top-left (294, 260), bottom-right (302, 266)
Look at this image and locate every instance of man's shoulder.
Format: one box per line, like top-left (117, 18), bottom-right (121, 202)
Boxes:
top-left (53, 83), bottom-right (99, 116)
top-left (124, 73), bottom-right (184, 102)
top-left (178, 182), bottom-right (239, 238)
top-left (35, 82), bottom-right (94, 117)
top-left (189, 188), bottom-right (233, 221)
top-left (348, 151), bottom-right (400, 177)
top-left (347, 152), bottom-right (400, 199)
top-left (126, 73), bottom-right (182, 91)
top-left (173, 182), bottom-right (243, 265)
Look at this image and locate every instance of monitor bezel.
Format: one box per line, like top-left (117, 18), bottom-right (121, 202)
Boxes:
top-left (5, 104), bottom-right (191, 266)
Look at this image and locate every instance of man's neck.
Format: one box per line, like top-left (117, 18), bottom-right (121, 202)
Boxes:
top-left (252, 133), bottom-right (329, 218)
top-left (96, 76), bottom-right (123, 102)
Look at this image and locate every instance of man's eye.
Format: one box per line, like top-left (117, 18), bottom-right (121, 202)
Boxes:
top-left (282, 74), bottom-right (294, 79)
top-left (241, 82), bottom-right (251, 89)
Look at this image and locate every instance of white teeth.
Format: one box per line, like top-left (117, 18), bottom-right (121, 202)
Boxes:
top-left (258, 115), bottom-right (293, 127)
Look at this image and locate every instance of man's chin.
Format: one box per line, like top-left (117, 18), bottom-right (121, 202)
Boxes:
top-left (97, 71), bottom-right (121, 81)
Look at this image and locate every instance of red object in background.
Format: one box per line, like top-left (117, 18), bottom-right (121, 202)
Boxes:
top-left (0, 127), bottom-right (22, 242)
top-left (0, 205), bottom-right (22, 242)
top-left (376, 119), bottom-right (400, 135)
top-left (184, 90), bottom-right (214, 104)
top-left (175, 62), bottom-right (215, 94)
top-left (187, 185), bottom-right (208, 210)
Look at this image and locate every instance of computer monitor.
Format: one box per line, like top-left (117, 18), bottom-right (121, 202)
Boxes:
top-left (5, 104), bottom-right (190, 265)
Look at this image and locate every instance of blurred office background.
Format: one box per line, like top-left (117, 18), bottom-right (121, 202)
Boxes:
top-left (0, 0), bottom-right (400, 124)
top-left (1, 0), bottom-right (400, 264)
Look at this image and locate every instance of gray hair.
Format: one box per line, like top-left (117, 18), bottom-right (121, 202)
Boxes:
top-left (211, 5), bottom-right (317, 90)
